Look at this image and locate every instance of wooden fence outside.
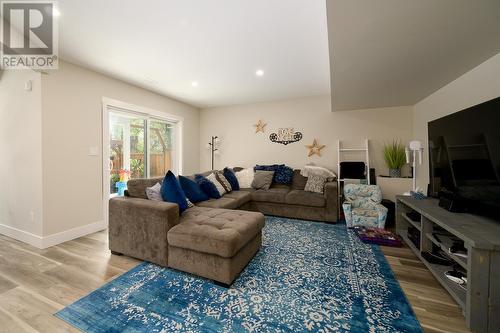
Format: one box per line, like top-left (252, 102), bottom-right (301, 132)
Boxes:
top-left (111, 151), bottom-right (172, 178)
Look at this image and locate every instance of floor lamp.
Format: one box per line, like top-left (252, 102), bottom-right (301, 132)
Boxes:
top-left (405, 140), bottom-right (424, 194)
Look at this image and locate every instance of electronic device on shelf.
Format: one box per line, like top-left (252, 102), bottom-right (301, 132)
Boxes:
top-left (422, 248), bottom-right (454, 266)
top-left (407, 226), bottom-right (420, 250)
top-left (406, 211), bottom-right (421, 222)
top-left (445, 264), bottom-right (467, 290)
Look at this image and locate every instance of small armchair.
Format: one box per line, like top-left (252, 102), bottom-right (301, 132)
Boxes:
top-left (342, 184), bottom-right (387, 228)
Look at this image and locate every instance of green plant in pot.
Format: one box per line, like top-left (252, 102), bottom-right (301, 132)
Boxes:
top-left (384, 140), bottom-right (406, 178)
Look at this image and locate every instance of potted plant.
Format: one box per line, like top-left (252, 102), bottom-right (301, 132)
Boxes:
top-left (383, 140), bottom-right (406, 178)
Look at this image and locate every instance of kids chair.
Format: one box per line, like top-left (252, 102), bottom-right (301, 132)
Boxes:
top-left (343, 184), bottom-right (387, 228)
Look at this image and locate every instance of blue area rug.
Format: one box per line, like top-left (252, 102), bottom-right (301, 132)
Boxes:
top-left (56, 217), bottom-right (422, 332)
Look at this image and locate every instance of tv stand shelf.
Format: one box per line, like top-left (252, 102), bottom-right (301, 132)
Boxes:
top-left (396, 196), bottom-right (500, 333)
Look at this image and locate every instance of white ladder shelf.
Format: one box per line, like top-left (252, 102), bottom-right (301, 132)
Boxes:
top-left (337, 139), bottom-right (370, 185)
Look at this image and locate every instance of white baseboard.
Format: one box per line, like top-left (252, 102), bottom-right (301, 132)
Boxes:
top-left (0, 223), bottom-right (43, 248)
top-left (0, 220), bottom-right (107, 249)
top-left (41, 220), bottom-right (107, 248)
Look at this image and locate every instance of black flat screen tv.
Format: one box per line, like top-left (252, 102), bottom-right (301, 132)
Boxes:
top-left (428, 96), bottom-right (500, 220)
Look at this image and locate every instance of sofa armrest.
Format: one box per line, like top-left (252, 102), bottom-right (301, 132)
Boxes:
top-left (374, 203), bottom-right (388, 229)
top-left (109, 197), bottom-right (180, 266)
top-left (324, 181), bottom-right (338, 222)
top-left (342, 202), bottom-right (353, 227)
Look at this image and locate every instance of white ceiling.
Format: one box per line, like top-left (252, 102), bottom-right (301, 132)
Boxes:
top-left (327, 0), bottom-right (500, 111)
top-left (55, 0), bottom-right (331, 108)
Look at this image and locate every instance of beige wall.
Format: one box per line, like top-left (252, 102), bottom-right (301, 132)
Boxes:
top-left (413, 52), bottom-right (500, 190)
top-left (0, 69), bottom-right (43, 237)
top-left (200, 95), bottom-right (413, 177)
top-left (41, 61), bottom-right (200, 236)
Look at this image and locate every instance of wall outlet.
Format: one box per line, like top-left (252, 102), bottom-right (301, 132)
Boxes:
top-left (30, 211), bottom-right (35, 223)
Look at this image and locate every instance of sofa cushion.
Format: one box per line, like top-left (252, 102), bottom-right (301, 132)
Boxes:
top-left (235, 168), bottom-right (254, 188)
top-left (270, 183), bottom-right (291, 190)
top-left (251, 188), bottom-right (289, 203)
top-left (254, 164), bottom-right (293, 184)
top-left (126, 177), bottom-right (163, 198)
top-left (251, 170), bottom-right (274, 190)
top-left (223, 167), bottom-right (240, 190)
top-left (179, 175), bottom-right (209, 203)
top-left (286, 190), bottom-right (326, 207)
top-left (196, 197), bottom-right (239, 209)
top-left (168, 207), bottom-right (265, 258)
top-left (304, 174), bottom-right (327, 193)
top-left (146, 182), bottom-right (163, 201)
top-left (207, 173), bottom-right (227, 196)
top-left (215, 171), bottom-right (232, 193)
top-left (160, 171), bottom-right (189, 213)
top-left (195, 174), bottom-right (221, 199)
top-left (291, 170), bottom-right (308, 190)
top-left (223, 190), bottom-right (252, 206)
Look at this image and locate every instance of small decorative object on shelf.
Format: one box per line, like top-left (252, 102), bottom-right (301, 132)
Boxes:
top-left (253, 119), bottom-right (267, 133)
top-left (305, 139), bottom-right (325, 157)
top-left (269, 127), bottom-right (302, 145)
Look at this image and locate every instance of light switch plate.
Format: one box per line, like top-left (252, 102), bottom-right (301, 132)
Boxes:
top-left (24, 80), bottom-right (32, 91)
top-left (89, 146), bottom-right (99, 156)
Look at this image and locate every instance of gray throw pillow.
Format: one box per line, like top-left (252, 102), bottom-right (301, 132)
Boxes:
top-left (252, 170), bottom-right (275, 190)
top-left (146, 182), bottom-right (163, 201)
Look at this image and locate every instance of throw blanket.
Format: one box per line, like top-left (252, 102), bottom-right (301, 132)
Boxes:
top-left (300, 165), bottom-right (337, 180)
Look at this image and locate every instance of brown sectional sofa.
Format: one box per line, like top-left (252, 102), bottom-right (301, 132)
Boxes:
top-left (109, 168), bottom-right (338, 285)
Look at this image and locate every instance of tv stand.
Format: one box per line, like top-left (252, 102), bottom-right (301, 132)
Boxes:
top-left (396, 196), bottom-right (500, 333)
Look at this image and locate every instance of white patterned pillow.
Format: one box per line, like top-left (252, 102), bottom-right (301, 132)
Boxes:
top-left (235, 168), bottom-right (255, 188)
top-left (206, 173), bottom-right (226, 196)
top-left (304, 175), bottom-right (327, 194)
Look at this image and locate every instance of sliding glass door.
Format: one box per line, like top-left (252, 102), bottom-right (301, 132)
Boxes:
top-left (149, 119), bottom-right (175, 178)
top-left (109, 112), bottom-right (146, 194)
top-left (108, 110), bottom-right (177, 196)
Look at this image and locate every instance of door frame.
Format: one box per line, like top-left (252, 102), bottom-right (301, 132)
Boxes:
top-left (101, 97), bottom-right (184, 227)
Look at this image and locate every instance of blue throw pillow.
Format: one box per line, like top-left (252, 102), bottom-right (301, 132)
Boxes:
top-left (195, 174), bottom-right (221, 199)
top-left (254, 164), bottom-right (293, 184)
top-left (275, 165), bottom-right (293, 184)
top-left (223, 167), bottom-right (239, 190)
top-left (160, 171), bottom-right (189, 213)
top-left (178, 175), bottom-right (209, 203)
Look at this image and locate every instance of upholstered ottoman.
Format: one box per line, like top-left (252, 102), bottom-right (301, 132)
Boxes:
top-left (167, 207), bottom-right (265, 285)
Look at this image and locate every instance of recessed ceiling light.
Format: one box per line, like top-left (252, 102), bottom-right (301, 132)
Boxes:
top-left (191, 81), bottom-right (199, 87)
top-left (256, 69), bottom-right (264, 77)
top-left (53, 8), bottom-right (61, 17)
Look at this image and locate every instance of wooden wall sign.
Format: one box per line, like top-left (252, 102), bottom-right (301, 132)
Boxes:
top-left (269, 128), bottom-right (303, 145)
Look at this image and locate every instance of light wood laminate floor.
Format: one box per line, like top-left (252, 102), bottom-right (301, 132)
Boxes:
top-left (0, 230), bottom-right (470, 333)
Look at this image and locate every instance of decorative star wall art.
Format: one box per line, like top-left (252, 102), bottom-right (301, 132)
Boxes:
top-left (305, 139), bottom-right (326, 157)
top-left (269, 128), bottom-right (303, 145)
top-left (253, 120), bottom-right (267, 133)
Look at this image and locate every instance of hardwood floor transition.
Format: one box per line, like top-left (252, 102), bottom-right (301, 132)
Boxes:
top-left (0, 230), bottom-right (470, 333)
